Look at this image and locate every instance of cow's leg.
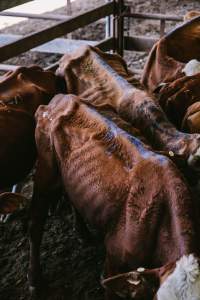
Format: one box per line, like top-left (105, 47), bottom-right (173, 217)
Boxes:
top-left (118, 90), bottom-right (200, 169)
top-left (27, 152), bottom-right (61, 295)
top-left (28, 193), bottom-right (50, 294)
top-left (72, 207), bottom-right (89, 239)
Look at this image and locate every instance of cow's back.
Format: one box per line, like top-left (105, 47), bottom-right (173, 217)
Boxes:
top-left (36, 95), bottom-right (170, 230)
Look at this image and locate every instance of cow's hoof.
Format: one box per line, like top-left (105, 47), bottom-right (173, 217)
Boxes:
top-left (0, 214), bottom-right (11, 223)
top-left (29, 282), bottom-right (46, 300)
top-left (29, 285), bottom-right (39, 300)
top-left (188, 148), bottom-right (200, 171)
top-left (27, 270), bottom-right (44, 299)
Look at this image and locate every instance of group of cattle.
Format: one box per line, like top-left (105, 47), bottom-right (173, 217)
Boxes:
top-left (1, 13), bottom-right (200, 300)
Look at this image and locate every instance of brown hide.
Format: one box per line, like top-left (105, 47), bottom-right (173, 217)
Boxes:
top-left (28, 94), bottom-right (200, 299)
top-left (57, 46), bottom-right (200, 168)
top-left (142, 17), bottom-right (200, 132)
top-left (157, 74), bottom-right (200, 129)
top-left (0, 66), bottom-right (58, 188)
top-left (183, 102), bottom-right (200, 133)
top-left (142, 16), bottom-right (200, 92)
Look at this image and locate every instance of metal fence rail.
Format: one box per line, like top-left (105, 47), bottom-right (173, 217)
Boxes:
top-left (0, 2), bottom-right (115, 63)
top-left (123, 12), bottom-right (183, 22)
top-left (0, 0), bottom-right (186, 69)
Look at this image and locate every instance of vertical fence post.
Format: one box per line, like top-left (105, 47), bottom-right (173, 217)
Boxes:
top-left (112, 0), bottom-right (117, 52)
top-left (160, 0), bottom-right (166, 37)
top-left (106, 0), bottom-right (112, 39)
top-left (117, 0), bottom-right (124, 56)
top-left (66, 0), bottom-right (72, 39)
top-left (66, 0), bottom-right (72, 15)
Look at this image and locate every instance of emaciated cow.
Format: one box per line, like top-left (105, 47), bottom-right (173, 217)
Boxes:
top-left (0, 66), bottom-right (60, 189)
top-left (56, 45), bottom-right (200, 170)
top-left (141, 16), bottom-right (200, 132)
top-left (7, 94), bottom-right (200, 300)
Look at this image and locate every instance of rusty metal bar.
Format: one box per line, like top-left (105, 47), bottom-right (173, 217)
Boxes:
top-left (0, 2), bottom-right (114, 63)
top-left (123, 12), bottom-right (183, 22)
top-left (0, 11), bottom-right (71, 21)
top-left (124, 35), bottom-right (157, 52)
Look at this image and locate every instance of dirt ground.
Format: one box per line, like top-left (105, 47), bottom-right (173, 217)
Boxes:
top-left (0, 1), bottom-right (200, 300)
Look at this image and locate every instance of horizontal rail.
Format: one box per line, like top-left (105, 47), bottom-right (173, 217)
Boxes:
top-left (0, 38), bottom-right (115, 73)
top-left (0, 2), bottom-right (114, 63)
top-left (0, 11), bottom-right (71, 21)
top-left (0, 64), bottom-right (19, 71)
top-left (124, 35), bottom-right (157, 52)
top-left (123, 12), bottom-right (183, 22)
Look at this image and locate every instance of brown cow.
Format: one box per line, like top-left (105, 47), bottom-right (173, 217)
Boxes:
top-left (9, 93), bottom-right (200, 300)
top-left (141, 16), bottom-right (200, 132)
top-left (0, 66), bottom-right (60, 189)
top-left (56, 45), bottom-right (200, 170)
top-left (156, 74), bottom-right (200, 130)
top-left (142, 16), bottom-right (200, 93)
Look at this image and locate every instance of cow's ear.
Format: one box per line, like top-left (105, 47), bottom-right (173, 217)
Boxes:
top-left (102, 270), bottom-right (159, 299)
top-left (0, 192), bottom-right (27, 214)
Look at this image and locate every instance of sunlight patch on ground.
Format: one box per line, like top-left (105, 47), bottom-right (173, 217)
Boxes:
top-left (0, 0), bottom-right (75, 30)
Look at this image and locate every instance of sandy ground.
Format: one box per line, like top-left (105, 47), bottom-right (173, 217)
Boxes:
top-left (0, 1), bottom-right (200, 300)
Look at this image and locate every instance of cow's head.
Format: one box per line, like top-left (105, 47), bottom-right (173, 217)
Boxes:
top-left (102, 254), bottom-right (200, 299)
top-left (0, 66), bottom-right (61, 115)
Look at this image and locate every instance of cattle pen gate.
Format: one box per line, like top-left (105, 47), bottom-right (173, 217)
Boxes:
top-left (0, 0), bottom-right (184, 74)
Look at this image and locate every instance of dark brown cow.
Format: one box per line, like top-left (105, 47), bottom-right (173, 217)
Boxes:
top-left (56, 45), bottom-right (200, 170)
top-left (142, 16), bottom-right (200, 92)
top-left (8, 94), bottom-right (200, 300)
top-left (141, 16), bottom-right (200, 132)
top-left (0, 66), bottom-right (59, 189)
top-left (156, 74), bottom-right (200, 130)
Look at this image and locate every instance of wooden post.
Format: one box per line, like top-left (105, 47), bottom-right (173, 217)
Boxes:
top-left (160, 0), bottom-right (166, 37)
top-left (117, 0), bottom-right (124, 56)
top-left (66, 0), bottom-right (72, 39)
top-left (112, 0), bottom-right (117, 52)
top-left (66, 0), bottom-right (72, 15)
